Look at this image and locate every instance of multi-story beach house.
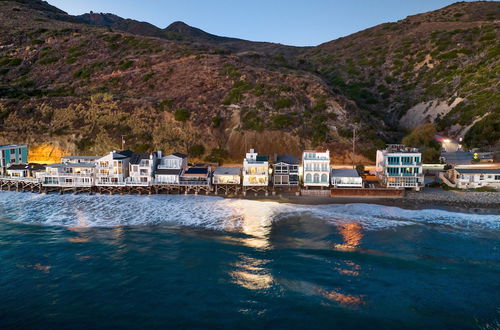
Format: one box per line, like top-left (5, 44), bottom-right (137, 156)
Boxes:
top-left (95, 150), bottom-right (133, 185)
top-left (155, 153), bottom-right (187, 184)
top-left (0, 144), bottom-right (28, 175)
top-left (242, 149), bottom-right (269, 186)
top-left (445, 168), bottom-right (500, 189)
top-left (302, 149), bottom-right (330, 187)
top-left (127, 152), bottom-right (160, 184)
top-left (273, 154), bottom-right (299, 186)
top-left (38, 162), bottom-right (96, 187)
top-left (375, 144), bottom-right (424, 190)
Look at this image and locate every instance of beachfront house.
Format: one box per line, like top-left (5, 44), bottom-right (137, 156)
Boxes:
top-left (95, 150), bottom-right (133, 185)
top-left (375, 144), bottom-right (424, 190)
top-left (0, 144), bottom-right (28, 175)
top-left (38, 162), bottom-right (96, 187)
top-left (242, 149), bottom-right (269, 186)
top-left (127, 152), bottom-right (160, 184)
top-left (61, 155), bottom-right (101, 164)
top-left (6, 163), bottom-right (46, 178)
top-left (180, 166), bottom-right (211, 185)
top-left (302, 149), bottom-right (330, 188)
top-left (273, 154), bottom-right (299, 186)
top-left (331, 169), bottom-right (363, 188)
top-left (445, 168), bottom-right (500, 189)
top-left (212, 166), bottom-right (241, 185)
top-left (155, 152), bottom-right (187, 184)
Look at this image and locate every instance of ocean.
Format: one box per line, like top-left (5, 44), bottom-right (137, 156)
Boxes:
top-left (0, 191), bottom-right (499, 329)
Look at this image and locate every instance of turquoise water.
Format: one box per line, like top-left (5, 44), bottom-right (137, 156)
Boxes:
top-left (0, 191), bottom-right (499, 329)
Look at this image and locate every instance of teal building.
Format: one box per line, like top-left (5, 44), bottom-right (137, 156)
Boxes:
top-left (0, 144), bottom-right (28, 175)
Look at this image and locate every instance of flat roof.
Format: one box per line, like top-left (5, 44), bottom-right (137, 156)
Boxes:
top-left (213, 166), bottom-right (241, 175)
top-left (455, 168), bottom-right (500, 174)
top-left (46, 163), bottom-right (96, 168)
top-left (62, 155), bottom-right (100, 159)
top-left (183, 167), bottom-right (209, 175)
top-left (0, 144), bottom-right (27, 149)
top-left (156, 169), bottom-right (182, 175)
top-left (331, 169), bottom-right (360, 178)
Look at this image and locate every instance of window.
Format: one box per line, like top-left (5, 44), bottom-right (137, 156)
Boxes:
top-left (479, 175), bottom-right (484, 180)
top-left (387, 167), bottom-right (399, 175)
top-left (388, 156), bottom-right (399, 164)
top-left (495, 175), bottom-right (500, 181)
top-left (321, 174), bottom-right (328, 183)
top-left (313, 173), bottom-right (319, 183)
top-left (305, 173), bottom-right (312, 183)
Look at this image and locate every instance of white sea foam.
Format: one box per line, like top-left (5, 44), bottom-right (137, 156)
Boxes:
top-left (0, 191), bottom-right (498, 231)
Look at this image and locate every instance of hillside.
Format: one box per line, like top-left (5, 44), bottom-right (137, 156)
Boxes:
top-left (0, 0), bottom-right (498, 164)
top-left (305, 1), bottom-right (499, 148)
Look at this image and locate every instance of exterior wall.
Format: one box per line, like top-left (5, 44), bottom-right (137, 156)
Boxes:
top-left (331, 176), bottom-right (363, 188)
top-left (450, 169), bottom-right (500, 189)
top-left (213, 174), bottom-right (240, 185)
top-left (95, 152), bottom-right (129, 185)
top-left (158, 155), bottom-right (187, 170)
top-left (376, 150), bottom-right (424, 189)
top-left (302, 151), bottom-right (330, 187)
top-left (155, 174), bottom-right (179, 184)
top-left (0, 145), bottom-right (28, 175)
top-left (39, 165), bottom-right (95, 187)
top-left (243, 150), bottom-right (269, 186)
top-left (273, 162), bottom-right (299, 186)
top-left (128, 155), bottom-right (157, 184)
top-left (6, 169), bottom-right (27, 177)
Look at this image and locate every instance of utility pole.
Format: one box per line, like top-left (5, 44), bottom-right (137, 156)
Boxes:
top-left (121, 135), bottom-right (126, 150)
top-left (352, 126), bottom-right (356, 169)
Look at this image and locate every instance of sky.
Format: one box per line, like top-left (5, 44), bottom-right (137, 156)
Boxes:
top-left (48, 0), bottom-right (473, 46)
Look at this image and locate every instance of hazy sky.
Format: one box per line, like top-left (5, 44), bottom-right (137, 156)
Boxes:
top-left (48, 0), bottom-right (473, 46)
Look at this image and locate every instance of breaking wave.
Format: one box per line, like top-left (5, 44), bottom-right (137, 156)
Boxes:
top-left (0, 191), bottom-right (498, 231)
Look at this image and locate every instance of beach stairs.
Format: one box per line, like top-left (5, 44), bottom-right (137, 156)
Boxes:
top-left (439, 172), bottom-right (456, 188)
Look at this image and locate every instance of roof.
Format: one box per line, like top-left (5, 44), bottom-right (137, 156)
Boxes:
top-left (276, 154), bottom-right (299, 164)
top-left (62, 155), bottom-right (100, 160)
top-left (256, 155), bottom-right (269, 162)
top-left (172, 152), bottom-right (187, 159)
top-left (331, 169), bottom-right (360, 178)
top-left (455, 168), bottom-right (500, 175)
top-left (7, 163), bottom-right (46, 171)
top-left (303, 149), bottom-right (328, 153)
top-left (183, 167), bottom-right (209, 175)
top-left (155, 168), bottom-right (182, 175)
top-left (114, 150), bottom-right (134, 159)
top-left (129, 153), bottom-right (150, 165)
top-left (0, 144), bottom-right (27, 149)
top-left (213, 166), bottom-right (241, 176)
top-left (46, 162), bottom-right (96, 168)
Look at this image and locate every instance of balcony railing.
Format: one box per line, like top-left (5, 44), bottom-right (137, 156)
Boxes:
top-left (40, 172), bottom-right (94, 177)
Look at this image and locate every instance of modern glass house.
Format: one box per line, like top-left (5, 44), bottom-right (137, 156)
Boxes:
top-left (375, 144), bottom-right (424, 190)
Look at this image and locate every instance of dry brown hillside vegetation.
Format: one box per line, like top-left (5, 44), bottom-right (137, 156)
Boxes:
top-left (0, 0), bottom-right (498, 164)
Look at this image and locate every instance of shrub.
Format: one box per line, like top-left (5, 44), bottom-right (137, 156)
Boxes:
top-left (38, 57), bottom-right (59, 65)
top-left (188, 144), bottom-right (205, 157)
top-left (174, 108), bottom-right (190, 122)
top-left (211, 115), bottom-right (222, 127)
top-left (273, 98), bottom-right (293, 109)
top-left (119, 59), bottom-right (133, 70)
top-left (271, 114), bottom-right (293, 128)
top-left (475, 186), bottom-right (497, 192)
top-left (205, 148), bottom-right (229, 164)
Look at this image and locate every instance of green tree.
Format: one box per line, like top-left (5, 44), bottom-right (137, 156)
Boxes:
top-left (174, 108), bottom-right (190, 122)
top-left (188, 144), bottom-right (205, 158)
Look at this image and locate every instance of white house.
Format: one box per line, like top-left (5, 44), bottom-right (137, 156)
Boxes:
top-left (127, 151), bottom-right (160, 184)
top-left (302, 149), bottom-right (330, 187)
top-left (375, 144), bottom-right (424, 190)
top-left (331, 169), bottom-right (363, 188)
top-left (212, 166), bottom-right (241, 185)
top-left (155, 152), bottom-right (187, 184)
top-left (446, 168), bottom-right (500, 189)
top-left (242, 149), bottom-right (269, 186)
top-left (38, 163), bottom-right (96, 187)
top-left (95, 150), bottom-right (133, 185)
